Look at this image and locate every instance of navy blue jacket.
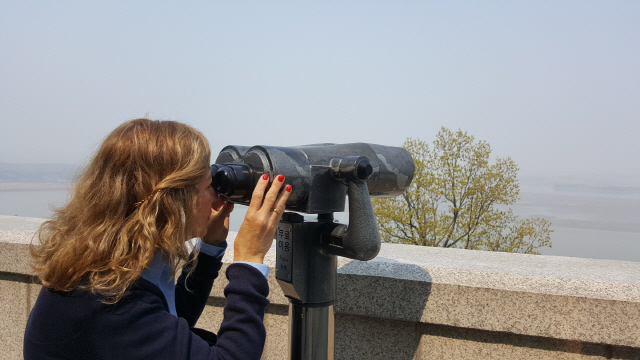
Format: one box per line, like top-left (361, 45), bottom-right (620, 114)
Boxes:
top-left (23, 253), bottom-right (270, 360)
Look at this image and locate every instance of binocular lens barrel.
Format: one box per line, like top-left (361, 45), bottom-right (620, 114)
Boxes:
top-left (210, 164), bottom-right (256, 199)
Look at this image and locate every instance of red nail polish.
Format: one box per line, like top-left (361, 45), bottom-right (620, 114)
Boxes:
top-left (286, 185), bottom-right (292, 192)
top-left (277, 175), bottom-right (285, 182)
top-left (262, 174), bottom-right (269, 180)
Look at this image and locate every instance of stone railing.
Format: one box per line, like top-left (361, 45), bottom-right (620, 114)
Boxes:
top-left (1, 215), bottom-right (639, 359)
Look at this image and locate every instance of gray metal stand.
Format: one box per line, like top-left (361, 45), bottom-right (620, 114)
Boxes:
top-left (276, 212), bottom-right (338, 360)
top-left (276, 182), bottom-right (382, 359)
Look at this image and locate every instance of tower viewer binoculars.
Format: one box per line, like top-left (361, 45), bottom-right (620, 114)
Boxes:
top-left (210, 143), bottom-right (414, 214)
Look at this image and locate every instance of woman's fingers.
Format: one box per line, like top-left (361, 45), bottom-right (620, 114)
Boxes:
top-left (203, 202), bottom-right (234, 246)
top-left (214, 202), bottom-right (234, 222)
top-left (248, 174), bottom-right (270, 211)
top-left (261, 174), bottom-right (286, 211)
top-left (233, 174), bottom-right (292, 263)
top-left (208, 194), bottom-right (233, 227)
top-left (249, 174), bottom-right (288, 212)
top-left (270, 184), bottom-right (292, 218)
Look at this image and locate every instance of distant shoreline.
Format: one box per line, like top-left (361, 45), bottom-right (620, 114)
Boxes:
top-left (0, 183), bottom-right (71, 192)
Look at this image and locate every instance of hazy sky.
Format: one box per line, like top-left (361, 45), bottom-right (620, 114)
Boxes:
top-left (1, 1), bottom-right (638, 183)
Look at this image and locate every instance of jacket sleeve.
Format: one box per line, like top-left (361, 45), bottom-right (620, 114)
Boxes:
top-left (175, 251), bottom-right (223, 327)
top-left (175, 253), bottom-right (271, 359)
top-left (213, 264), bottom-right (270, 358)
top-left (182, 263), bottom-right (270, 359)
top-left (97, 263), bottom-right (270, 360)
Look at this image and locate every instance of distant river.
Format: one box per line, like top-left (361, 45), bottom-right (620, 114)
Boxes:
top-left (1, 184), bottom-right (638, 263)
top-left (0, 188), bottom-right (70, 218)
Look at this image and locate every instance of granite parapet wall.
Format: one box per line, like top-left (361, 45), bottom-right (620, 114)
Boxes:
top-left (2, 215), bottom-right (639, 359)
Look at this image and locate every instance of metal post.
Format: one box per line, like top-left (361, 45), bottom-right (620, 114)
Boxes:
top-left (277, 213), bottom-right (337, 360)
top-left (288, 303), bottom-right (335, 360)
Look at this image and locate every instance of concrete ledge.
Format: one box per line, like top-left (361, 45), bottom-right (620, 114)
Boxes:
top-left (333, 247), bottom-right (640, 348)
top-left (2, 215), bottom-right (639, 359)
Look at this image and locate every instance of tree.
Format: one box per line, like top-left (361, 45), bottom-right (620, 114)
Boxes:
top-left (372, 127), bottom-right (552, 254)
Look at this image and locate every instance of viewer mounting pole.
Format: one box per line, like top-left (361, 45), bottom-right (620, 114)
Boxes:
top-left (276, 179), bottom-right (382, 360)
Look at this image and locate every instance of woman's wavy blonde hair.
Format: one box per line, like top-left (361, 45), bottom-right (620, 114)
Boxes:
top-left (31, 118), bottom-right (211, 303)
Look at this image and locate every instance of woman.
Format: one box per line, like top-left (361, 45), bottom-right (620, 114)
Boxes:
top-left (23, 118), bottom-right (290, 359)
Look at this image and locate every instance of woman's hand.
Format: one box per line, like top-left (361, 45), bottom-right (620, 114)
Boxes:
top-left (202, 192), bottom-right (234, 247)
top-left (234, 174), bottom-right (292, 263)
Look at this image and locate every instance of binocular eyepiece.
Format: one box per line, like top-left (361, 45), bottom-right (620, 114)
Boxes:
top-left (210, 163), bottom-right (256, 200)
top-left (211, 143), bottom-right (414, 214)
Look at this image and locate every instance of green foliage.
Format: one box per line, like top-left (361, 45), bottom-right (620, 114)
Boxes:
top-left (372, 127), bottom-right (552, 254)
